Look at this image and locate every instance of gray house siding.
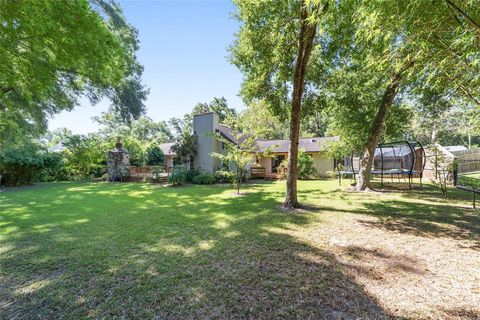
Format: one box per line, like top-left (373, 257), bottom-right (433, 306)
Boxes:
top-left (193, 112), bottom-right (222, 172)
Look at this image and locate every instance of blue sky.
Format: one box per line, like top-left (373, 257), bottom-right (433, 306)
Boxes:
top-left (49, 0), bottom-right (244, 134)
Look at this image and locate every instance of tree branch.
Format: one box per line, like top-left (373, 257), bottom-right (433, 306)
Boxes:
top-left (445, 0), bottom-right (480, 32)
top-left (1, 87), bottom-right (14, 94)
top-left (459, 84), bottom-right (480, 106)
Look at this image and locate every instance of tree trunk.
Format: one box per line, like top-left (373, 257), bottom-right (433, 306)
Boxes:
top-left (356, 61), bottom-right (414, 191)
top-left (283, 3), bottom-right (318, 209)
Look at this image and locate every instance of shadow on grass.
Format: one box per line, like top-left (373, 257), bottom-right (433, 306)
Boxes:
top-left (299, 182), bottom-right (480, 249)
top-left (360, 200), bottom-right (478, 240)
top-left (439, 307), bottom-right (480, 319)
top-left (0, 182), bottom-right (388, 319)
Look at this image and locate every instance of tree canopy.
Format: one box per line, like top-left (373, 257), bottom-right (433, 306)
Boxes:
top-left (0, 0), bottom-right (148, 147)
top-left (231, 0), bottom-right (480, 195)
top-left (231, 0), bottom-right (332, 208)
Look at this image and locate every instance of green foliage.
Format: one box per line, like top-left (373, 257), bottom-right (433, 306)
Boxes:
top-left (63, 134), bottom-right (109, 179)
top-left (191, 172), bottom-right (216, 185)
top-left (185, 169), bottom-right (200, 183)
top-left (237, 99), bottom-right (287, 140)
top-left (171, 128), bottom-right (197, 170)
top-left (0, 144), bottom-right (44, 186)
top-left (145, 143), bottom-right (164, 166)
top-left (38, 152), bottom-right (69, 183)
top-left (168, 165), bottom-right (188, 185)
top-left (211, 122), bottom-right (257, 194)
top-left (297, 150), bottom-right (317, 180)
top-left (214, 169), bottom-right (236, 184)
top-left (410, 87), bottom-right (480, 147)
top-left (191, 97), bottom-right (237, 124)
top-left (0, 139), bottom-right (70, 186)
top-left (0, 0), bottom-right (147, 141)
top-left (95, 110), bottom-right (173, 144)
top-left (230, 0), bottom-right (327, 120)
top-left (324, 65), bottom-right (414, 159)
top-left (276, 160), bottom-right (289, 180)
top-left (429, 145), bottom-right (457, 198)
top-left (184, 170), bottom-right (219, 185)
top-left (121, 136), bottom-right (145, 166)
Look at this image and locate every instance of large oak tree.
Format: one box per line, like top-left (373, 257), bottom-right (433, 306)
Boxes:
top-left (0, 0), bottom-right (148, 147)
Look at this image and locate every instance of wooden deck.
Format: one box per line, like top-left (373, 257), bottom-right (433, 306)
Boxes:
top-left (251, 166), bottom-right (286, 181)
top-left (265, 173), bottom-right (281, 180)
top-left (125, 166), bottom-right (169, 183)
top-left (250, 167), bottom-right (266, 179)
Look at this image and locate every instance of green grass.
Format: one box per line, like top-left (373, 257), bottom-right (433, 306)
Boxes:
top-left (1, 180), bottom-right (478, 318)
top-left (458, 172), bottom-right (480, 189)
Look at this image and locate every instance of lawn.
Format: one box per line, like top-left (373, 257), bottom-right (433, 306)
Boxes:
top-left (459, 172), bottom-right (480, 189)
top-left (1, 180), bottom-right (479, 319)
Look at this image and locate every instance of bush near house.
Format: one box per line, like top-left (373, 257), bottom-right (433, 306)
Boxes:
top-left (298, 150), bottom-right (317, 180)
top-left (168, 165), bottom-right (188, 185)
top-left (186, 169), bottom-right (236, 185)
top-left (145, 142), bottom-right (165, 166)
top-left (275, 151), bottom-right (317, 180)
top-left (214, 169), bottom-right (236, 183)
top-left (169, 168), bottom-right (237, 185)
top-left (192, 172), bottom-right (216, 185)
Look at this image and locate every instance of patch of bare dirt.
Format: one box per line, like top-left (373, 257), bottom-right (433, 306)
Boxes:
top-left (289, 213), bottom-right (480, 319)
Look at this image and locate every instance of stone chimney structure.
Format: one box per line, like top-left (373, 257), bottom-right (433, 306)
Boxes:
top-left (107, 138), bottom-right (130, 181)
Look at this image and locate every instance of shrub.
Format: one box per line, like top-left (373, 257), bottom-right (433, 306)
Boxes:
top-left (63, 134), bottom-right (109, 179)
top-left (277, 159), bottom-right (289, 180)
top-left (145, 143), bottom-right (164, 165)
top-left (214, 169), bottom-right (236, 183)
top-left (39, 152), bottom-right (69, 182)
top-left (186, 169), bottom-right (200, 183)
top-left (0, 145), bottom-right (44, 186)
top-left (297, 149), bottom-right (317, 180)
top-left (168, 165), bottom-right (187, 185)
top-left (121, 136), bottom-right (146, 166)
top-left (192, 172), bottom-right (215, 184)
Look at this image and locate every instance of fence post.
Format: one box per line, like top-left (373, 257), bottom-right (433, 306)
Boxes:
top-left (453, 168), bottom-right (458, 186)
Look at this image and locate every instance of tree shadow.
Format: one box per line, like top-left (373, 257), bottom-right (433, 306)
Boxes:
top-left (0, 182), bottom-right (389, 319)
top-left (337, 245), bottom-right (426, 279)
top-left (296, 183), bottom-right (480, 249)
top-left (357, 197), bottom-right (480, 249)
top-left (439, 307), bottom-right (480, 320)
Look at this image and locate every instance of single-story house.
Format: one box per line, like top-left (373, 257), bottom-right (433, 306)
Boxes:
top-left (176, 112), bottom-right (339, 178)
top-left (255, 137), bottom-right (339, 177)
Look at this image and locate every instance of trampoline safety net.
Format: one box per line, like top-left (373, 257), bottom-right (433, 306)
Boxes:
top-left (337, 141), bottom-right (426, 189)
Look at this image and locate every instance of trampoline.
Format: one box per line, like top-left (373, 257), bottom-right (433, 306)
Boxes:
top-left (337, 140), bottom-right (426, 189)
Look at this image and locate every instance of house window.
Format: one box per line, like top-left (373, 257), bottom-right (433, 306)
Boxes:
top-left (272, 155), bottom-right (286, 172)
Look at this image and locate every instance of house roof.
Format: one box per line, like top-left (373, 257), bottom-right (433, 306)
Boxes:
top-left (255, 136), bottom-right (340, 153)
top-left (444, 145), bottom-right (467, 153)
top-left (216, 125), bottom-right (250, 145)
top-left (159, 142), bottom-right (176, 156)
